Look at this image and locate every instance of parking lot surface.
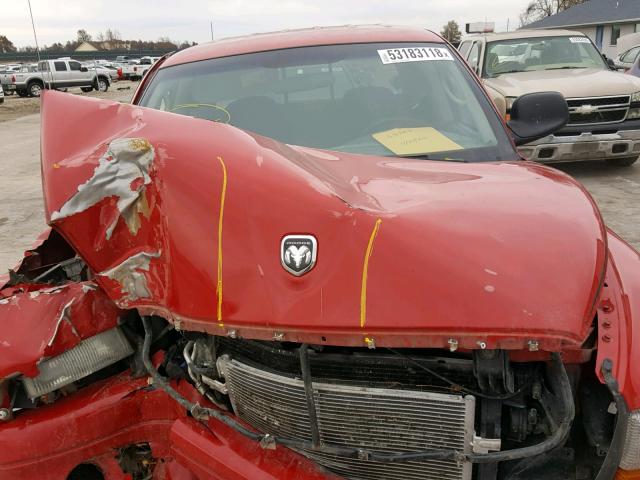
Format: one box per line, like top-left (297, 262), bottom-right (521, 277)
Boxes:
top-left (0, 83), bottom-right (136, 270)
top-left (0, 85), bottom-right (639, 270)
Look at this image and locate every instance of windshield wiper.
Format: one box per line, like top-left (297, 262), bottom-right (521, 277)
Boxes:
top-left (395, 154), bottom-right (468, 162)
top-left (545, 66), bottom-right (587, 70)
top-left (488, 69), bottom-right (527, 77)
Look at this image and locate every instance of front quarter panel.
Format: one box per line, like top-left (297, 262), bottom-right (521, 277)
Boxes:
top-left (597, 230), bottom-right (640, 409)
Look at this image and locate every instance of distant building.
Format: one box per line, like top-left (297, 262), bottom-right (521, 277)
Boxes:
top-left (74, 41), bottom-right (132, 52)
top-left (75, 41), bottom-right (100, 52)
top-left (523, 0), bottom-right (640, 57)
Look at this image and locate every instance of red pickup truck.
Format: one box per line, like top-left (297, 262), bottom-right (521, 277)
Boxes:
top-left (0, 26), bottom-right (638, 480)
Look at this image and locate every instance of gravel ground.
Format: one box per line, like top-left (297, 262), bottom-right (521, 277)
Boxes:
top-left (0, 81), bottom-right (137, 270)
top-left (0, 80), bottom-right (138, 123)
top-left (0, 87), bottom-right (639, 270)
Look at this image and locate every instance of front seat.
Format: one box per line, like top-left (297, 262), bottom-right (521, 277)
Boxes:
top-left (226, 96), bottom-right (291, 142)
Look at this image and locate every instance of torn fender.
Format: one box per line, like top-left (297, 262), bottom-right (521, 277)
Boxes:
top-left (40, 91), bottom-right (606, 351)
top-left (0, 282), bottom-right (122, 378)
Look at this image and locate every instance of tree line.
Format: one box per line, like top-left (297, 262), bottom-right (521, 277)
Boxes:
top-left (0, 29), bottom-right (196, 54)
top-left (1, 0), bottom-right (589, 55)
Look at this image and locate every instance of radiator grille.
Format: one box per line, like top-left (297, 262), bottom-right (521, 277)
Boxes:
top-left (221, 357), bottom-right (475, 480)
top-left (566, 95), bottom-right (630, 126)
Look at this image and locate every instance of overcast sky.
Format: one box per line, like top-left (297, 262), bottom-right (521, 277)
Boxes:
top-left (3, 0), bottom-right (532, 48)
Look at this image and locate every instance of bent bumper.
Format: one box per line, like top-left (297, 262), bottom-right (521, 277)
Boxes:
top-left (518, 129), bottom-right (640, 163)
top-left (0, 373), bottom-right (337, 480)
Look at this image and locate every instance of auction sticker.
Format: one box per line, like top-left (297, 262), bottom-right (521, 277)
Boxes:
top-left (569, 36), bottom-right (591, 43)
top-left (378, 47), bottom-right (454, 64)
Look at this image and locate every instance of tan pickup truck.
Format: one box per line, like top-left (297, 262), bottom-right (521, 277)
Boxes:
top-left (459, 29), bottom-right (640, 166)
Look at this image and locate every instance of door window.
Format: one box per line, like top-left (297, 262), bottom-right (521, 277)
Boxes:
top-left (69, 61), bottom-right (82, 71)
top-left (611, 24), bottom-right (621, 46)
top-left (467, 42), bottom-right (480, 71)
top-left (458, 41), bottom-right (472, 58)
top-left (54, 62), bottom-right (67, 71)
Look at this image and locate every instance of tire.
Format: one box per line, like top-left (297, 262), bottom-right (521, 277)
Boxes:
top-left (81, 87), bottom-right (93, 93)
top-left (0, 97), bottom-right (4, 104)
top-left (27, 81), bottom-right (43, 97)
top-left (17, 90), bottom-right (28, 97)
top-left (607, 156), bottom-right (638, 167)
top-left (96, 77), bottom-right (109, 92)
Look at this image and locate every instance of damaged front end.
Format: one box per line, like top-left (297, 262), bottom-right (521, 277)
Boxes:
top-left (1, 91), bottom-right (639, 480)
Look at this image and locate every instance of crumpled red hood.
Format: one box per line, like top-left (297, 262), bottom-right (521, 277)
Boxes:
top-left (39, 91), bottom-right (606, 351)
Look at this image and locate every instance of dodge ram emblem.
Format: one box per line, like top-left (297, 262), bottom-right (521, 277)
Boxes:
top-left (281, 235), bottom-right (317, 276)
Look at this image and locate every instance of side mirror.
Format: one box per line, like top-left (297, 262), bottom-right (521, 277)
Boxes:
top-left (507, 92), bottom-right (568, 146)
top-left (80, 66), bottom-right (88, 72)
top-left (606, 57), bottom-right (616, 70)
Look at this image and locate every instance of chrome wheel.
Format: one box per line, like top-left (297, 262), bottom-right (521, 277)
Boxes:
top-left (29, 83), bottom-right (42, 97)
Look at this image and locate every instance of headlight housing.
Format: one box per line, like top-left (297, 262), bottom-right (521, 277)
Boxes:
top-left (626, 92), bottom-right (640, 119)
top-left (21, 328), bottom-right (133, 399)
top-left (620, 410), bottom-right (640, 470)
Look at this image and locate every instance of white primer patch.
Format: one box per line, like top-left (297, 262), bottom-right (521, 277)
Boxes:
top-left (47, 299), bottom-right (79, 347)
top-left (51, 138), bottom-right (155, 239)
top-left (99, 251), bottom-right (161, 301)
top-left (81, 283), bottom-right (98, 293)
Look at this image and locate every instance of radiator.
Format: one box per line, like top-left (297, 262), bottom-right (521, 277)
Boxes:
top-left (219, 356), bottom-right (475, 480)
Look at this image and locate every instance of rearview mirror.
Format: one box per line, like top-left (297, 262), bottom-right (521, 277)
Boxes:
top-left (507, 92), bottom-right (568, 146)
top-left (605, 57), bottom-right (616, 70)
top-left (80, 67), bottom-right (88, 72)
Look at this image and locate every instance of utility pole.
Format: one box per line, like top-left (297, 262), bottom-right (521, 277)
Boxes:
top-left (210, 21), bottom-right (214, 41)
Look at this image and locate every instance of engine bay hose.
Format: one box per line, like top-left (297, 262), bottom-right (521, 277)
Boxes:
top-left (140, 316), bottom-right (575, 464)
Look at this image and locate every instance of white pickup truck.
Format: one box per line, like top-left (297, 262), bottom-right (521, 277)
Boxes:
top-left (120, 56), bottom-right (160, 81)
top-left (8, 58), bottom-right (111, 97)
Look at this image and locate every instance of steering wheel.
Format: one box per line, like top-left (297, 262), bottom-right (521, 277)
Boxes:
top-left (170, 103), bottom-right (231, 123)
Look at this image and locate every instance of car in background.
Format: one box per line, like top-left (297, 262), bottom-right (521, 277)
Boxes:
top-left (120, 58), bottom-right (159, 81)
top-left (0, 84), bottom-right (4, 104)
top-left (2, 64), bottom-right (22, 73)
top-left (0, 64), bottom-right (38, 96)
top-left (11, 58), bottom-right (110, 97)
top-left (628, 53), bottom-right (640, 78)
top-left (615, 45), bottom-right (640, 71)
top-left (81, 62), bottom-right (119, 82)
top-left (459, 28), bottom-right (640, 166)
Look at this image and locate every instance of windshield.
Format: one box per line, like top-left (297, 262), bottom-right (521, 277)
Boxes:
top-left (484, 36), bottom-right (606, 77)
top-left (138, 42), bottom-right (517, 162)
